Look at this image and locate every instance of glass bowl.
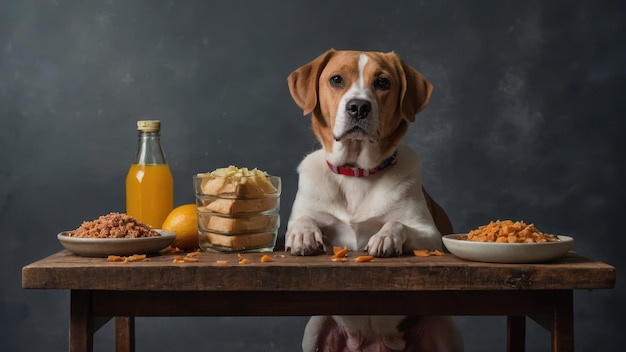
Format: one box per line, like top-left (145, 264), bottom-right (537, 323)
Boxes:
top-left (193, 174), bottom-right (281, 253)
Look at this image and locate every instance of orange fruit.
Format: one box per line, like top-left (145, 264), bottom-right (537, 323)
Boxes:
top-left (161, 204), bottom-right (199, 249)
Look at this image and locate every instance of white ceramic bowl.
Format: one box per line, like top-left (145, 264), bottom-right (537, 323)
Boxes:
top-left (442, 234), bottom-right (574, 263)
top-left (57, 229), bottom-right (175, 257)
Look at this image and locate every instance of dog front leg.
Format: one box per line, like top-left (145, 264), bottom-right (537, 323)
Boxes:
top-left (365, 221), bottom-right (442, 257)
top-left (286, 215), bottom-right (325, 255)
top-left (365, 221), bottom-right (406, 257)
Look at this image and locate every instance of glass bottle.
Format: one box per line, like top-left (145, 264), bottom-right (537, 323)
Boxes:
top-left (125, 120), bottom-right (174, 228)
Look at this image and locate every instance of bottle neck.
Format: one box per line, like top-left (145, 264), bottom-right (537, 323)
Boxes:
top-left (133, 131), bottom-right (168, 165)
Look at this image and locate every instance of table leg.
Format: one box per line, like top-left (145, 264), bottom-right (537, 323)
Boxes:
top-left (507, 316), bottom-right (526, 352)
top-left (552, 290), bottom-right (574, 352)
top-left (115, 316), bottom-right (135, 352)
top-left (70, 290), bottom-right (93, 352)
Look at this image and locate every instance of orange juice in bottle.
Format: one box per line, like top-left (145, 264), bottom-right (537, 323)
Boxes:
top-left (125, 120), bottom-right (173, 228)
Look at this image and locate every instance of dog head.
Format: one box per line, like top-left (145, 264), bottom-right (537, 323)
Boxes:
top-left (288, 49), bottom-right (433, 169)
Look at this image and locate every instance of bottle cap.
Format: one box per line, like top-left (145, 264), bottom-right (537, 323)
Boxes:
top-left (137, 120), bottom-right (161, 132)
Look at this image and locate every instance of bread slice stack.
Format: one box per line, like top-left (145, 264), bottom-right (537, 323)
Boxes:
top-left (194, 166), bottom-right (280, 252)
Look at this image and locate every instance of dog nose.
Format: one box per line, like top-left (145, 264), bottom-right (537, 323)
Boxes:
top-left (346, 99), bottom-right (372, 119)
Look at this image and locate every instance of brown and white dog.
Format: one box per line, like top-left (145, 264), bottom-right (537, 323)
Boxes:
top-left (285, 49), bottom-right (464, 351)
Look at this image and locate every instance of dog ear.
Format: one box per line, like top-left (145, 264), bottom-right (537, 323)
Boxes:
top-left (392, 53), bottom-right (433, 123)
top-left (288, 49), bottom-right (336, 115)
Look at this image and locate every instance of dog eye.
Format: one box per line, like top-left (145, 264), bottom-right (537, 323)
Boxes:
top-left (329, 75), bottom-right (344, 87)
top-left (374, 77), bottom-right (391, 90)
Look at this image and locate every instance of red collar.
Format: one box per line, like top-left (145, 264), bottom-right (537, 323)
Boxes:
top-left (327, 151), bottom-right (397, 177)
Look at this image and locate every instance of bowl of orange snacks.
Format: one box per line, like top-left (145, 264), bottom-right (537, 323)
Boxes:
top-left (442, 220), bottom-right (573, 263)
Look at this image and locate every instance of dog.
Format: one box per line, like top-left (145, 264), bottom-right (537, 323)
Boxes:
top-left (285, 49), bottom-right (464, 351)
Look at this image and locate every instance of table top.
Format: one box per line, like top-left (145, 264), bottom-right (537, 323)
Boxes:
top-left (22, 250), bottom-right (615, 292)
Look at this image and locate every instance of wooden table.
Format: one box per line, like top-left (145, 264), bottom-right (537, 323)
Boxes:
top-left (22, 250), bottom-right (615, 352)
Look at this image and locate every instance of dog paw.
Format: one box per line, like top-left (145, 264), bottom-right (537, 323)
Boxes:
top-left (286, 216), bottom-right (324, 256)
top-left (365, 223), bottom-right (405, 257)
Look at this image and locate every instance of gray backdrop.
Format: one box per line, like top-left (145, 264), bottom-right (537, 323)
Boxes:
top-left (1, 0), bottom-right (624, 351)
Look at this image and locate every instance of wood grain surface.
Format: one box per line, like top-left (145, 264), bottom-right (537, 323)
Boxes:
top-left (22, 250), bottom-right (615, 292)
